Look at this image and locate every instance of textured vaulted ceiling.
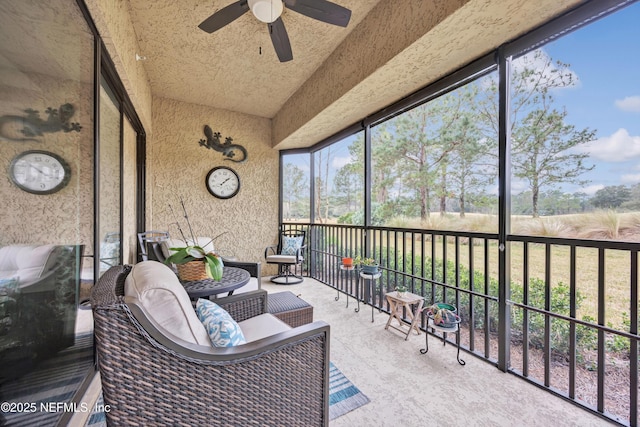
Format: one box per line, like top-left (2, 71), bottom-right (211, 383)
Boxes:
top-left (124, 0), bottom-right (585, 150)
top-left (126, 0), bottom-right (382, 119)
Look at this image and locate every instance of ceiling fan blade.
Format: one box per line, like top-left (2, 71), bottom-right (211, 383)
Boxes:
top-left (268, 18), bottom-right (293, 62)
top-left (198, 0), bottom-right (249, 33)
top-left (284, 0), bottom-right (351, 27)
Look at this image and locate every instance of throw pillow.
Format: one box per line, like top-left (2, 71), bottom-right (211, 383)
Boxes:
top-left (196, 298), bottom-right (247, 347)
top-left (281, 235), bottom-right (303, 256)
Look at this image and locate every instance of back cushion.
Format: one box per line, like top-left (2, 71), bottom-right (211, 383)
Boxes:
top-left (0, 245), bottom-right (58, 283)
top-left (124, 261), bottom-right (211, 347)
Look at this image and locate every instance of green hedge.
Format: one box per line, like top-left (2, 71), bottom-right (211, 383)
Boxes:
top-left (373, 251), bottom-right (629, 357)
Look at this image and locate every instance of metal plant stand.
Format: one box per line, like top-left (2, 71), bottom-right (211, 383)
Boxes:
top-left (338, 265), bottom-right (356, 308)
top-left (420, 316), bottom-right (465, 365)
top-left (359, 271), bottom-right (382, 322)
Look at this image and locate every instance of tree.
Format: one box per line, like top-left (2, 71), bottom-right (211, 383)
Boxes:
top-left (621, 183), bottom-right (640, 210)
top-left (440, 82), bottom-right (497, 217)
top-left (333, 162), bottom-right (361, 214)
top-left (390, 99), bottom-right (462, 220)
top-left (508, 49), bottom-right (596, 217)
top-left (282, 163), bottom-right (307, 220)
top-left (313, 149), bottom-right (332, 223)
top-left (591, 185), bottom-right (631, 209)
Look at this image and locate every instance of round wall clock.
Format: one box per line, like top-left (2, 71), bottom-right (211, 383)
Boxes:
top-left (206, 166), bottom-right (240, 199)
top-left (9, 150), bottom-right (71, 195)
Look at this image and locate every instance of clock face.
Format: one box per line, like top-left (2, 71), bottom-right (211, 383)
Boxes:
top-left (9, 150), bottom-right (71, 194)
top-left (206, 166), bottom-right (240, 199)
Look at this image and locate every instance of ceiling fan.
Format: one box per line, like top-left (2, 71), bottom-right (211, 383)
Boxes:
top-left (198, 0), bottom-right (352, 62)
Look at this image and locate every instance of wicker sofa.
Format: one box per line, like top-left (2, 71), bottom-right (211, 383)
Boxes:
top-left (92, 262), bottom-right (330, 426)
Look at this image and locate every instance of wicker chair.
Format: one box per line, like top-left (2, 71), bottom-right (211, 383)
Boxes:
top-left (92, 265), bottom-right (330, 426)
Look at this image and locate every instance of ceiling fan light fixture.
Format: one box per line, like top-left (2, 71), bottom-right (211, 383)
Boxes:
top-left (247, 0), bottom-right (283, 23)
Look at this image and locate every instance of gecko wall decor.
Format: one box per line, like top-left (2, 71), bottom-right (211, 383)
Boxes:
top-left (0, 103), bottom-right (82, 142)
top-left (198, 125), bottom-right (248, 163)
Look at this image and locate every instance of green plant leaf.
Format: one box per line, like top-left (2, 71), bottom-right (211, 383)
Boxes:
top-left (165, 250), bottom-right (193, 265)
top-left (204, 253), bottom-right (224, 281)
top-left (186, 246), bottom-right (206, 259)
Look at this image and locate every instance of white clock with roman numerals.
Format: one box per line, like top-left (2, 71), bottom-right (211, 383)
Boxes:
top-left (206, 166), bottom-right (240, 199)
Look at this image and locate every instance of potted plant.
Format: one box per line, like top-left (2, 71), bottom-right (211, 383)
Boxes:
top-left (395, 284), bottom-right (407, 297)
top-left (354, 256), bottom-right (379, 274)
top-left (165, 245), bottom-right (224, 281)
top-left (163, 198), bottom-right (224, 282)
top-left (341, 257), bottom-right (353, 268)
top-left (425, 303), bottom-right (460, 328)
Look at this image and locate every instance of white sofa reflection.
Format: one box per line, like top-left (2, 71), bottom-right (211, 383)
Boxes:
top-left (0, 244), bottom-right (83, 381)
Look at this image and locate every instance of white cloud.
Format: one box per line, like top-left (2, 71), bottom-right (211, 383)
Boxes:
top-left (621, 174), bottom-right (640, 184)
top-left (509, 180), bottom-right (529, 193)
top-left (581, 184), bottom-right (604, 196)
top-left (511, 48), bottom-right (580, 92)
top-left (573, 128), bottom-right (640, 162)
top-left (615, 96), bottom-right (640, 113)
top-left (332, 156), bottom-right (352, 169)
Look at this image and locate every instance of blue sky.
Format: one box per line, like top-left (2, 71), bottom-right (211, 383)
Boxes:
top-left (543, 1), bottom-right (640, 194)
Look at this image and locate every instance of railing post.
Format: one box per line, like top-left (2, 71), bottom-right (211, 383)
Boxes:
top-left (497, 45), bottom-right (512, 372)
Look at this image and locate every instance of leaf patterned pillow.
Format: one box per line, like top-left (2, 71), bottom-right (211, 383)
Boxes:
top-left (196, 299), bottom-right (246, 347)
top-left (281, 236), bottom-right (303, 256)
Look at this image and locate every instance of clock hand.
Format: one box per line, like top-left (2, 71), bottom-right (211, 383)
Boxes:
top-left (30, 164), bottom-right (49, 177)
top-left (219, 177), bottom-right (231, 186)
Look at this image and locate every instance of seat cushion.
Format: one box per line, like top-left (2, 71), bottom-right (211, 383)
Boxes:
top-left (124, 261), bottom-right (211, 347)
top-left (196, 299), bottom-right (246, 347)
top-left (266, 254), bottom-right (300, 264)
top-left (238, 313), bottom-right (291, 343)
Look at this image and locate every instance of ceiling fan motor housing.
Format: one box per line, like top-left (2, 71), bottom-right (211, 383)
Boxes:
top-left (248, 0), bottom-right (283, 23)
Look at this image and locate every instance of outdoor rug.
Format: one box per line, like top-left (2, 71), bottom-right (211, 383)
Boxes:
top-left (86, 361), bottom-right (369, 425)
top-left (328, 361), bottom-right (370, 420)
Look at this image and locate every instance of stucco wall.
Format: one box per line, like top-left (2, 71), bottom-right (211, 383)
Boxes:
top-left (149, 97), bottom-right (279, 270)
top-left (84, 0), bottom-right (153, 135)
top-left (0, 72), bottom-right (94, 251)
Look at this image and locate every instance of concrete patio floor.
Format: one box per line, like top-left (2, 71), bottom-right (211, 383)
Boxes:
top-left (74, 275), bottom-right (613, 426)
top-left (260, 277), bottom-right (612, 427)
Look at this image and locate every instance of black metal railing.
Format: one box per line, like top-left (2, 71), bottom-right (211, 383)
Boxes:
top-left (282, 222), bottom-right (639, 426)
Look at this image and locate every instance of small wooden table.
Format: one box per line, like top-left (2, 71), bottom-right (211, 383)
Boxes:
top-left (384, 291), bottom-right (424, 340)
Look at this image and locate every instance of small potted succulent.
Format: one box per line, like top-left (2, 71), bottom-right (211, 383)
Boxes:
top-left (425, 303), bottom-right (460, 328)
top-left (395, 284), bottom-right (408, 297)
top-left (354, 256), bottom-right (379, 274)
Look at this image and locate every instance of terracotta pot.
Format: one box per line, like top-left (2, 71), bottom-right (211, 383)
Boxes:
top-left (342, 257), bottom-right (353, 267)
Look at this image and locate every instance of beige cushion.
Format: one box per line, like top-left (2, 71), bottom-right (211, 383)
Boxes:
top-left (238, 313), bottom-right (291, 343)
top-left (265, 254), bottom-right (300, 264)
top-left (124, 261), bottom-right (211, 347)
top-left (0, 245), bottom-right (58, 286)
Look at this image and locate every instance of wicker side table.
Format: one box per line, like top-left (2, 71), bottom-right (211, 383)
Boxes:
top-left (267, 291), bottom-right (314, 328)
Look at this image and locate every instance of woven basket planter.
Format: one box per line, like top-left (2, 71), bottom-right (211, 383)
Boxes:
top-left (177, 260), bottom-right (209, 281)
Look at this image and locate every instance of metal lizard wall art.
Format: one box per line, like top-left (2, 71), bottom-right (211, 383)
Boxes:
top-left (0, 103), bottom-right (82, 142)
top-left (198, 125), bottom-right (248, 163)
